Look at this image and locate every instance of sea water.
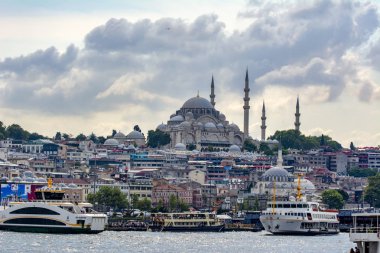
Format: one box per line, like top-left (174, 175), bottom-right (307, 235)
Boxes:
top-left (0, 230), bottom-right (355, 253)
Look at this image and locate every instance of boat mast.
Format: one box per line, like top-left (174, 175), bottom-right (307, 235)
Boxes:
top-left (296, 174), bottom-right (302, 201)
top-left (272, 178), bottom-right (276, 215)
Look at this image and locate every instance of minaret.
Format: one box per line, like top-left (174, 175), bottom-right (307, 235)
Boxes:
top-left (261, 101), bottom-right (266, 141)
top-left (243, 69), bottom-right (250, 138)
top-left (294, 96), bottom-right (301, 132)
top-left (210, 75), bottom-right (215, 107)
top-left (277, 146), bottom-right (283, 167)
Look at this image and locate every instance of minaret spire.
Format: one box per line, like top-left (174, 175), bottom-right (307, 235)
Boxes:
top-left (295, 96), bottom-right (301, 132)
top-left (243, 68), bottom-right (250, 139)
top-left (261, 101), bottom-right (266, 141)
top-left (210, 75), bottom-right (215, 107)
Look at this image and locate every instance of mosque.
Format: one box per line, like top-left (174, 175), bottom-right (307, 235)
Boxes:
top-left (156, 70), bottom-right (301, 150)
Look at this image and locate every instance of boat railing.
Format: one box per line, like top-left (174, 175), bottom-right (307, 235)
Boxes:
top-left (350, 227), bottom-right (380, 234)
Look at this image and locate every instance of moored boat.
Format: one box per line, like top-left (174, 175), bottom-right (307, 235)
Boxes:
top-left (0, 179), bottom-right (107, 234)
top-left (148, 212), bottom-right (224, 232)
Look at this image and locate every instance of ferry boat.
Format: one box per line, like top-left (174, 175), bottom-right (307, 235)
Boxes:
top-left (0, 179), bottom-right (107, 234)
top-left (260, 175), bottom-right (339, 235)
top-left (148, 212), bottom-right (224, 232)
top-left (349, 212), bottom-right (380, 253)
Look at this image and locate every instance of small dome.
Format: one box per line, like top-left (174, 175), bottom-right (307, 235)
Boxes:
top-left (126, 130), bottom-right (144, 139)
top-left (217, 123), bottom-right (224, 129)
top-left (185, 111), bottom-right (194, 120)
top-left (219, 114), bottom-right (226, 121)
top-left (180, 121), bottom-right (191, 129)
top-left (170, 114), bottom-right (176, 119)
top-left (104, 138), bottom-right (119, 146)
top-left (229, 145), bottom-right (241, 153)
top-left (204, 122), bottom-right (217, 130)
top-left (229, 123), bottom-right (240, 131)
top-left (24, 178), bottom-right (34, 182)
top-left (174, 143), bottom-right (186, 151)
top-left (1, 176), bottom-right (8, 181)
top-left (13, 177), bottom-right (22, 181)
top-left (182, 96), bottom-right (214, 109)
top-left (68, 183), bottom-right (78, 188)
top-left (156, 123), bottom-right (167, 131)
top-left (300, 179), bottom-right (316, 190)
top-left (169, 115), bottom-right (184, 122)
top-left (114, 132), bottom-right (125, 139)
top-left (37, 178), bottom-right (47, 183)
top-left (266, 139), bottom-right (279, 144)
top-left (262, 167), bottom-right (293, 182)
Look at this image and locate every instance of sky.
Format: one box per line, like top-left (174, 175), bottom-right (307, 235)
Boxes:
top-left (1, 0), bottom-right (380, 148)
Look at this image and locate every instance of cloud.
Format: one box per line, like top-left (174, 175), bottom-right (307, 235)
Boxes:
top-left (0, 0), bottom-right (380, 144)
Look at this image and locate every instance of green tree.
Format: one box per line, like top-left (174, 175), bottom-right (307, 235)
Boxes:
top-left (253, 197), bottom-right (260, 211)
top-left (187, 143), bottom-right (196, 151)
top-left (169, 194), bottom-right (177, 212)
top-left (136, 197), bottom-right (152, 211)
top-left (75, 133), bottom-right (87, 141)
top-left (98, 136), bottom-right (106, 144)
top-left (134, 125), bottom-right (142, 132)
top-left (28, 132), bottom-right (44, 141)
top-left (0, 121), bottom-right (6, 140)
top-left (62, 133), bottom-right (70, 140)
top-left (112, 129), bottom-right (117, 137)
top-left (364, 174), bottom-right (380, 208)
top-left (320, 134), bottom-right (326, 146)
top-left (87, 186), bottom-right (128, 211)
top-left (259, 143), bottom-right (273, 156)
top-left (54, 132), bottom-right (62, 141)
top-left (6, 124), bottom-right (28, 140)
top-left (131, 194), bottom-right (139, 209)
top-left (147, 129), bottom-right (171, 148)
top-left (350, 142), bottom-right (356, 151)
top-left (321, 189), bottom-right (344, 209)
top-left (336, 189), bottom-right (349, 202)
top-left (348, 168), bottom-right (377, 178)
top-left (243, 139), bottom-right (257, 152)
top-left (88, 133), bottom-right (98, 143)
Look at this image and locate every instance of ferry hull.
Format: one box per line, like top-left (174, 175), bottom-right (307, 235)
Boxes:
top-left (0, 225), bottom-right (104, 234)
top-left (149, 225), bottom-right (225, 232)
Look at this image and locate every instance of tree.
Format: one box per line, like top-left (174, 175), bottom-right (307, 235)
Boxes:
top-left (6, 124), bottom-right (28, 140)
top-left (187, 143), bottom-right (196, 151)
top-left (320, 134), bottom-right (326, 146)
top-left (88, 133), bottom-right (98, 143)
top-left (75, 133), bottom-right (87, 141)
top-left (87, 186), bottom-right (128, 211)
top-left (54, 132), bottom-right (62, 141)
top-left (112, 129), bottom-right (117, 137)
top-left (259, 143), bottom-right (273, 156)
top-left (134, 125), bottom-right (142, 132)
top-left (0, 121), bottom-right (6, 140)
top-left (136, 197), bottom-right (152, 211)
top-left (243, 139), bottom-right (257, 152)
top-left (350, 142), bottom-right (356, 151)
top-left (336, 189), bottom-right (349, 202)
top-left (348, 168), bottom-right (377, 178)
top-left (321, 189), bottom-right (344, 209)
top-left (131, 194), bottom-right (139, 209)
top-left (98, 136), bottom-right (106, 144)
top-left (28, 132), bottom-right (44, 141)
top-left (364, 174), bottom-right (380, 208)
top-left (147, 129), bottom-right (171, 148)
top-left (62, 133), bottom-right (70, 140)
top-left (169, 194), bottom-right (177, 212)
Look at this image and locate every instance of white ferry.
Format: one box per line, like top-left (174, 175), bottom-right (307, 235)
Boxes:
top-left (349, 212), bottom-right (380, 253)
top-left (0, 179), bottom-right (107, 234)
top-left (149, 212), bottom-right (224, 232)
top-left (260, 174), bottom-right (339, 235)
top-left (260, 200), bottom-right (339, 235)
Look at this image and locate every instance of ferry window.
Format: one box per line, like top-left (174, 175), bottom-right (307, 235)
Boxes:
top-left (10, 207), bottom-right (59, 215)
top-left (297, 204), bottom-right (302, 208)
top-left (4, 218), bottom-right (66, 226)
top-left (291, 204), bottom-right (296, 208)
top-left (283, 204), bottom-right (290, 208)
top-left (303, 204), bottom-right (308, 208)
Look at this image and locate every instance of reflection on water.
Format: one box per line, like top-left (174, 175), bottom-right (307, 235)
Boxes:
top-left (0, 230), bottom-right (355, 253)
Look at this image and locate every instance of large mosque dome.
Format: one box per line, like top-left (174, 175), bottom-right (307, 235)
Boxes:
top-left (126, 130), bottom-right (145, 139)
top-left (182, 96), bottom-right (214, 109)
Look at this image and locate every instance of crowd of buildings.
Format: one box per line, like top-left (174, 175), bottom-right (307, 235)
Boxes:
top-left (0, 70), bottom-right (378, 211)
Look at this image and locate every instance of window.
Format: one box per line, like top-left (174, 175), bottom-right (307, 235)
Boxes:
top-left (4, 218), bottom-right (66, 226)
top-left (10, 207), bottom-right (59, 215)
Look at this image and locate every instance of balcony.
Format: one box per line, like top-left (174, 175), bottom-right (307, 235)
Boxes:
top-left (349, 227), bottom-right (380, 242)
